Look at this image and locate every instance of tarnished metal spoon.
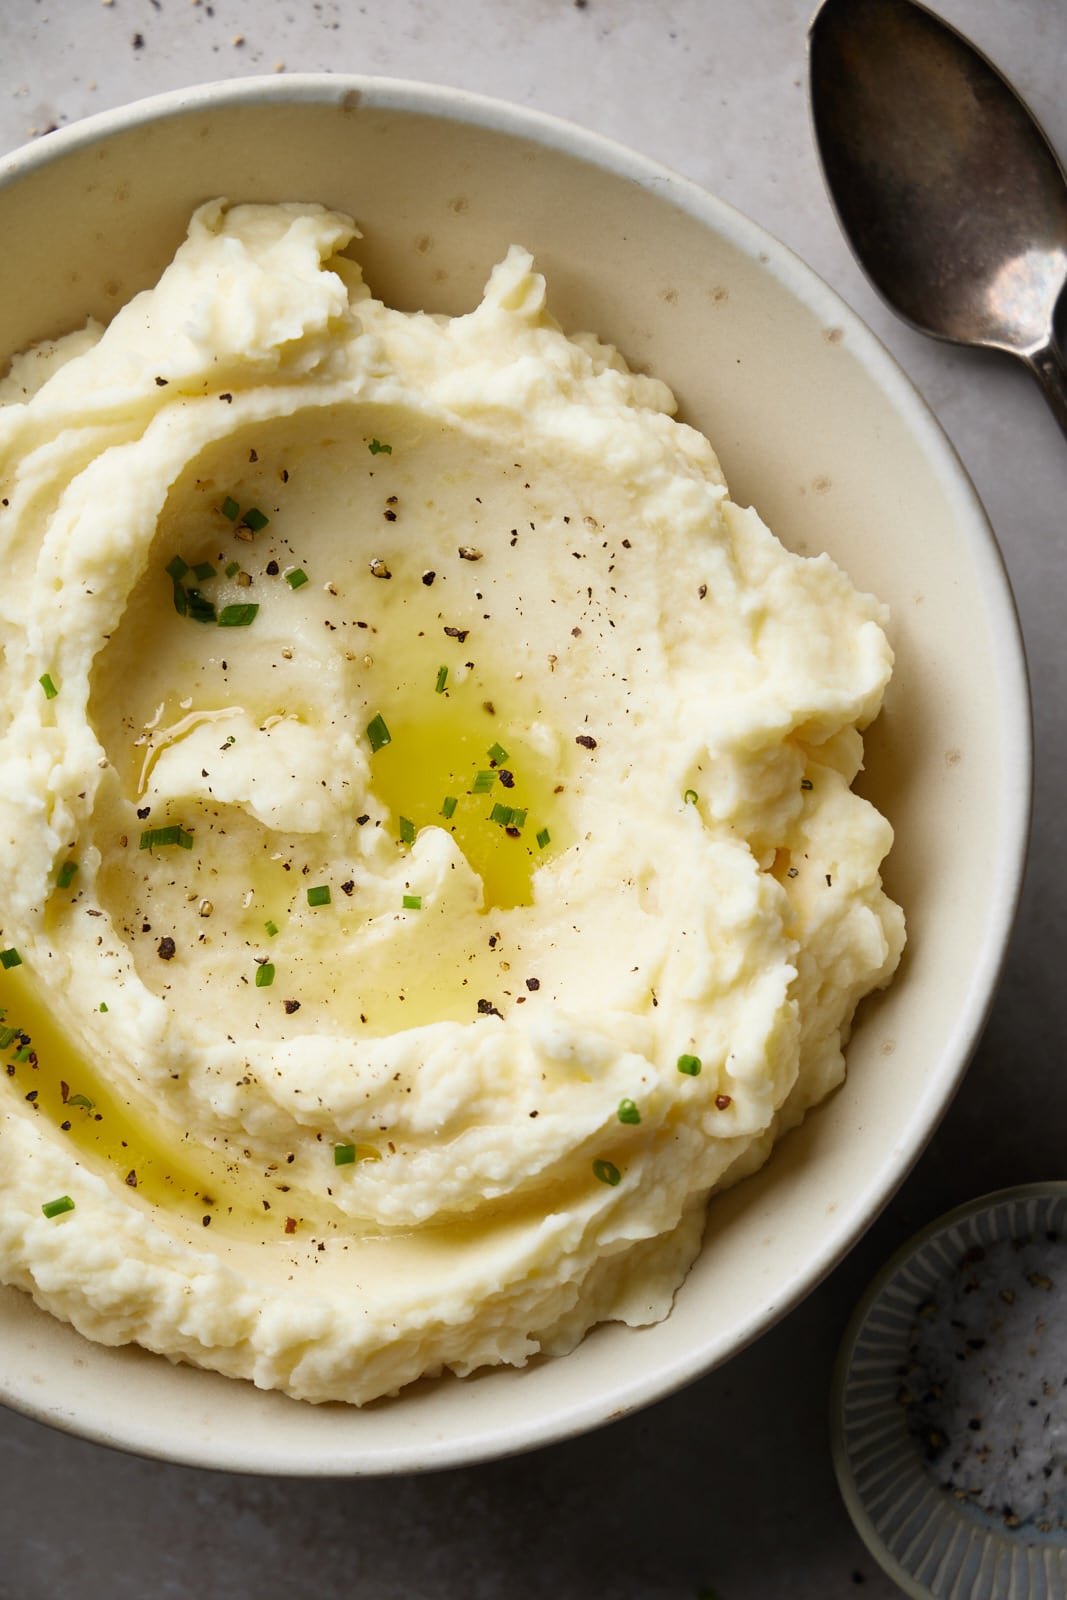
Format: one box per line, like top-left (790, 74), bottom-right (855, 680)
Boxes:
top-left (809, 0), bottom-right (1067, 438)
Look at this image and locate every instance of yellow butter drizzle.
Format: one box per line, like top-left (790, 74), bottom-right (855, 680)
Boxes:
top-left (0, 960), bottom-right (310, 1238)
top-left (371, 675), bottom-right (565, 911)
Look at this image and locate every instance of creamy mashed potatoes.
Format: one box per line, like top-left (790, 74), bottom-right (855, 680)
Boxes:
top-left (0, 201), bottom-right (904, 1403)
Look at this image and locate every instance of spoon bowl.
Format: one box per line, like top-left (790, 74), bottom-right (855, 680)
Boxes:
top-left (809, 0), bottom-right (1067, 436)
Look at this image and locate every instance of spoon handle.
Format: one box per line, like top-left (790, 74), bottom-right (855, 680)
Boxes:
top-left (1026, 342), bottom-right (1067, 443)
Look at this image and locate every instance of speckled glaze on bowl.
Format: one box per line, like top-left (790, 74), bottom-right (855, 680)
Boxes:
top-left (0, 75), bottom-right (1030, 1474)
top-left (832, 1185), bottom-right (1067, 1600)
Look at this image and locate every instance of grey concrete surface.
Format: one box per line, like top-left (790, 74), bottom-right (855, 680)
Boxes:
top-left (2, 1), bottom-right (1065, 1595)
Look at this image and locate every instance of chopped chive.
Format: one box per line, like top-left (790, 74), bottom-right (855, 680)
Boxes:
top-left (224, 560), bottom-right (240, 578)
top-left (66, 1093), bottom-right (94, 1111)
top-left (368, 438), bottom-right (392, 455)
top-left (39, 673), bottom-right (58, 700)
top-left (536, 827), bottom-right (551, 850)
top-left (185, 589), bottom-right (217, 624)
top-left (0, 1027), bottom-right (18, 1048)
top-left (172, 580), bottom-right (188, 616)
top-left (617, 1098), bottom-right (641, 1125)
top-left (221, 496), bottom-right (240, 521)
top-left (242, 508), bottom-right (269, 533)
top-left (265, 920), bottom-right (279, 937)
top-left (366, 713), bottom-right (391, 753)
top-left (13, 1043), bottom-right (32, 1061)
top-left (490, 802), bottom-right (514, 827)
top-left (307, 885), bottom-right (331, 908)
top-left (0, 949), bottom-right (22, 970)
top-left (285, 568), bottom-right (309, 590)
top-left (487, 742), bottom-right (509, 764)
top-left (399, 817), bottom-right (416, 845)
top-left (510, 808), bottom-right (527, 830)
top-left (677, 1053), bottom-right (702, 1076)
top-left (218, 603), bottom-right (259, 628)
top-left (192, 561), bottom-right (216, 581)
top-left (402, 894), bottom-right (422, 910)
top-left (435, 665), bottom-right (448, 694)
top-left (334, 1142), bottom-right (356, 1166)
top-left (684, 789), bottom-right (699, 805)
top-left (165, 554), bottom-right (190, 580)
top-left (592, 1159), bottom-right (621, 1187)
top-left (441, 795), bottom-right (458, 819)
top-left (56, 861), bottom-right (78, 890)
top-left (255, 962), bottom-right (275, 988)
top-left (41, 1195), bottom-right (75, 1219)
top-left (472, 770), bottom-right (496, 794)
top-left (99, 1002), bottom-right (108, 1013)
top-left (139, 825), bottom-right (194, 850)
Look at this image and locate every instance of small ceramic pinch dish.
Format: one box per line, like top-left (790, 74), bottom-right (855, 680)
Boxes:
top-left (832, 1183), bottom-right (1067, 1599)
top-left (0, 74), bottom-right (1030, 1475)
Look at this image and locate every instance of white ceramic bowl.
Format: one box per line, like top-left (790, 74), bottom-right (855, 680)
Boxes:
top-left (0, 76), bottom-right (1030, 1474)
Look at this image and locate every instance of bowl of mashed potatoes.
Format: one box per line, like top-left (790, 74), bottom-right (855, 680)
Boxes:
top-left (0, 77), bottom-right (1029, 1472)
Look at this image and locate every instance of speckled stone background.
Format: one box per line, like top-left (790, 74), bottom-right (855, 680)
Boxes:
top-left (1, 2), bottom-right (1065, 1596)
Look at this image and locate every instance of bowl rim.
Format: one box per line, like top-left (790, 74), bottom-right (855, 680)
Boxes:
top-left (0, 71), bottom-right (1033, 1475)
top-left (830, 1182), bottom-right (1067, 1598)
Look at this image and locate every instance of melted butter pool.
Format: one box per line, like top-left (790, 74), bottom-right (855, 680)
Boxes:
top-left (370, 669), bottom-right (564, 911)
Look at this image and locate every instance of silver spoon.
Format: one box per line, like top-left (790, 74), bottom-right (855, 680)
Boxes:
top-left (809, 0), bottom-right (1067, 439)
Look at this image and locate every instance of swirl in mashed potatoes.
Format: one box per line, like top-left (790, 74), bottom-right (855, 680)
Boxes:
top-left (0, 201), bottom-right (903, 1403)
